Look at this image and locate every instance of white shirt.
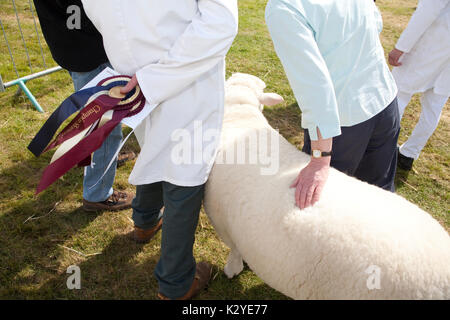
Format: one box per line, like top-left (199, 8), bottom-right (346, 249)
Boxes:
top-left (393, 0), bottom-right (450, 96)
top-left (82, 0), bottom-right (238, 186)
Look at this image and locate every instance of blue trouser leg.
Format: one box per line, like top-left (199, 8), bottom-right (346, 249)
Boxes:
top-left (83, 124), bottom-right (123, 201)
top-left (303, 98), bottom-right (400, 192)
top-left (156, 182), bottom-right (204, 299)
top-left (132, 182), bottom-right (164, 230)
top-left (69, 62), bottom-right (123, 202)
top-left (354, 99), bottom-right (400, 191)
top-left (132, 181), bottom-right (205, 299)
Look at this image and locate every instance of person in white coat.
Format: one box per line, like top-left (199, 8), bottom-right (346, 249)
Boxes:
top-left (389, 0), bottom-right (450, 171)
top-left (81, 0), bottom-right (238, 299)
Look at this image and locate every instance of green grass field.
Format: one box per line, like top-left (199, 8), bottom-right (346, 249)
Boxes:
top-left (0, 0), bottom-right (448, 299)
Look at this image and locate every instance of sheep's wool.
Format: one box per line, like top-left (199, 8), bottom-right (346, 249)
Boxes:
top-left (204, 73), bottom-right (450, 299)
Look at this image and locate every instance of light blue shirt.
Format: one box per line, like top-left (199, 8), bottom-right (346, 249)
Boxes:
top-left (265, 0), bottom-right (397, 140)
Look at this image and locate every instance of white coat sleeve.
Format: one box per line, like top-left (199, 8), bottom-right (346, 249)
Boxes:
top-left (135, 0), bottom-right (238, 105)
top-left (396, 0), bottom-right (450, 52)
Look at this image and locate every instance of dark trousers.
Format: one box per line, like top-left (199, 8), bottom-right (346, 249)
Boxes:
top-left (303, 98), bottom-right (400, 191)
top-left (132, 181), bottom-right (205, 299)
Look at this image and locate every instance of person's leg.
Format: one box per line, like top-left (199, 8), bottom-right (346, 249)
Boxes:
top-left (132, 182), bottom-right (164, 230)
top-left (69, 62), bottom-right (123, 203)
top-left (397, 91), bottom-right (413, 119)
top-left (82, 124), bottom-right (122, 202)
top-left (399, 89), bottom-right (448, 160)
top-left (70, 62), bottom-right (112, 92)
top-left (396, 91), bottom-right (415, 170)
top-left (70, 62), bottom-right (132, 207)
top-left (354, 98), bottom-right (400, 191)
top-left (155, 182), bottom-right (205, 299)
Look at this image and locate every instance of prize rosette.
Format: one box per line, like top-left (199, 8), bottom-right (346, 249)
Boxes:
top-left (28, 75), bottom-right (145, 194)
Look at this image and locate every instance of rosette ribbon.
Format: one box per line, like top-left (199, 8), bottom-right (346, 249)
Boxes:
top-left (28, 75), bottom-right (145, 194)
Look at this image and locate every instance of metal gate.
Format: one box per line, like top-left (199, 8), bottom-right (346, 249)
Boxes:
top-left (0, 0), bottom-right (62, 112)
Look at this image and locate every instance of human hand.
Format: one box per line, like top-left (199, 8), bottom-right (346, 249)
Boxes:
top-left (388, 48), bottom-right (404, 66)
top-left (290, 158), bottom-right (330, 209)
top-left (120, 74), bottom-right (138, 94)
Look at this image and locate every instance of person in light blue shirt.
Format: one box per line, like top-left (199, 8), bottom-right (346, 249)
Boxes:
top-left (266, 0), bottom-right (399, 209)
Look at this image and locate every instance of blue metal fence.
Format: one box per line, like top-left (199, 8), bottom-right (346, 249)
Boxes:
top-left (0, 0), bottom-right (62, 112)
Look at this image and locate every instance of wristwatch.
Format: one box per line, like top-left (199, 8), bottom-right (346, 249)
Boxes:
top-left (311, 149), bottom-right (332, 158)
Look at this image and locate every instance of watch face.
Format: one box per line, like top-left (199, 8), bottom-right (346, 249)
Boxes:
top-left (312, 150), bottom-right (321, 158)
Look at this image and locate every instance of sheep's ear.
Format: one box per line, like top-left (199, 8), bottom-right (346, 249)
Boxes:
top-left (259, 93), bottom-right (284, 106)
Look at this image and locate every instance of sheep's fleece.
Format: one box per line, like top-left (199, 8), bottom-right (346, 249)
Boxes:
top-left (203, 73), bottom-right (450, 299)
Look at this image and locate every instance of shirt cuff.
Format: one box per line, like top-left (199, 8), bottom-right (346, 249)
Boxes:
top-left (136, 70), bottom-right (156, 105)
top-left (305, 123), bottom-right (341, 141)
top-left (395, 42), bottom-right (411, 54)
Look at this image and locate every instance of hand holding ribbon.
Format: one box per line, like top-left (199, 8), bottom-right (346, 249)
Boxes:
top-left (29, 75), bottom-right (146, 194)
top-left (120, 74), bottom-right (138, 94)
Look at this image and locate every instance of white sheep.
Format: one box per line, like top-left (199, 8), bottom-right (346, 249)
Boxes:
top-left (203, 73), bottom-right (450, 299)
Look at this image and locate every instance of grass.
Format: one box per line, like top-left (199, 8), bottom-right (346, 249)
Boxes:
top-left (0, 0), bottom-right (448, 299)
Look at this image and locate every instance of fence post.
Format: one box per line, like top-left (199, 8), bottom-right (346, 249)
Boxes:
top-left (0, 75), bottom-right (5, 93)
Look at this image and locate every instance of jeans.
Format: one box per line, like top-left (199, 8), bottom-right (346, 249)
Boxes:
top-left (69, 62), bottom-right (123, 202)
top-left (303, 98), bottom-right (400, 192)
top-left (132, 181), bottom-right (205, 299)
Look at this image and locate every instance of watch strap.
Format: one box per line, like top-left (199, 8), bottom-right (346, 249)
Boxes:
top-left (312, 149), bottom-right (332, 158)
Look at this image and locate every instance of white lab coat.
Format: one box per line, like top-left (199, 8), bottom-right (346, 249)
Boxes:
top-left (81, 0), bottom-right (238, 186)
top-left (392, 0), bottom-right (450, 96)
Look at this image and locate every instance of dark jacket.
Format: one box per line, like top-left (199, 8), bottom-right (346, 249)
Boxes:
top-left (33, 0), bottom-right (108, 72)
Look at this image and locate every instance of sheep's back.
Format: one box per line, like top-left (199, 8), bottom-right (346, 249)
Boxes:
top-left (205, 107), bottom-right (450, 300)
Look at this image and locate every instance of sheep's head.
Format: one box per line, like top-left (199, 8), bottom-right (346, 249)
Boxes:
top-left (225, 73), bottom-right (284, 111)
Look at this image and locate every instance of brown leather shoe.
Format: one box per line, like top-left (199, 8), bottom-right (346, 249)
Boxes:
top-left (82, 190), bottom-right (133, 212)
top-left (158, 261), bottom-right (212, 300)
top-left (117, 151), bottom-right (137, 168)
top-left (128, 218), bottom-right (163, 244)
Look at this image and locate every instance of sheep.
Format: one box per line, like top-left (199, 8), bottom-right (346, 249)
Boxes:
top-left (203, 73), bottom-right (450, 299)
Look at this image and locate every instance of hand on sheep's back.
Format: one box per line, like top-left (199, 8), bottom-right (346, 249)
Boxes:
top-left (290, 158), bottom-right (330, 210)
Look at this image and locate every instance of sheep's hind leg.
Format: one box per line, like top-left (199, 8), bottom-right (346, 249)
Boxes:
top-left (224, 247), bottom-right (244, 279)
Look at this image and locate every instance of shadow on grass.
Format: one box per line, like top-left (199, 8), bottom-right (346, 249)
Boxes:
top-left (206, 263), bottom-right (290, 300)
top-left (394, 162), bottom-right (414, 189)
top-left (4, 227), bottom-right (288, 299)
top-left (263, 102), bottom-right (303, 145)
top-left (0, 203), bottom-right (100, 298)
top-left (0, 152), bottom-right (155, 299)
top-left (30, 234), bottom-right (288, 299)
top-left (30, 233), bottom-right (159, 299)
top-left (0, 157), bottom-right (286, 300)
top-left (0, 152), bottom-right (113, 298)
top-left (0, 112), bottom-right (287, 299)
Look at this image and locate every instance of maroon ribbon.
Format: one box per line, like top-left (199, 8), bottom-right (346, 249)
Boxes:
top-left (43, 95), bottom-right (121, 153)
top-left (36, 78), bottom-right (145, 194)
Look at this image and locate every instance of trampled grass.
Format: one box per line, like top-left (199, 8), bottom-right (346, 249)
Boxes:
top-left (0, 0), bottom-right (448, 299)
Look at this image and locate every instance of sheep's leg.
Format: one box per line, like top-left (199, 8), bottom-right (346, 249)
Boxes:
top-left (204, 205), bottom-right (244, 278)
top-left (224, 247), bottom-right (244, 279)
